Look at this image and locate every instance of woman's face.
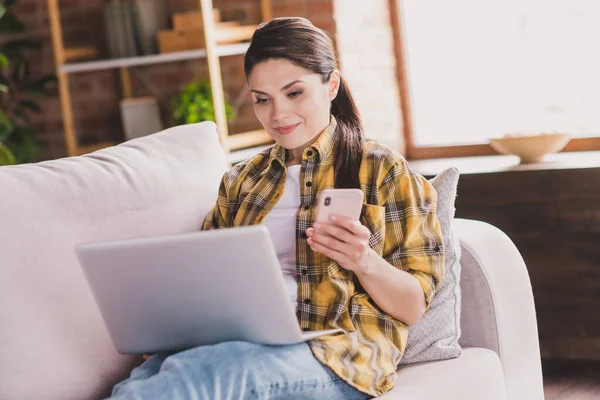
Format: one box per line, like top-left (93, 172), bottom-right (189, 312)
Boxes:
top-left (248, 58), bottom-right (339, 155)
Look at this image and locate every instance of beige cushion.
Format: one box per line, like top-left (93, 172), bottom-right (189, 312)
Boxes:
top-left (382, 348), bottom-right (507, 400)
top-left (0, 122), bottom-right (227, 400)
top-left (401, 167), bottom-right (462, 364)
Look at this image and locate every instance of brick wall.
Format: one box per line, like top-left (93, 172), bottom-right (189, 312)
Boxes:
top-left (4, 0), bottom-right (404, 161)
top-left (333, 0), bottom-right (404, 152)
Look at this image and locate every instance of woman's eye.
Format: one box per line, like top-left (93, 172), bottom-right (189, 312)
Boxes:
top-left (288, 90), bottom-right (302, 98)
top-left (255, 98), bottom-right (269, 104)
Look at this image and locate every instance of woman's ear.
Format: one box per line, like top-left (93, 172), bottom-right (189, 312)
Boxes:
top-left (329, 70), bottom-right (341, 101)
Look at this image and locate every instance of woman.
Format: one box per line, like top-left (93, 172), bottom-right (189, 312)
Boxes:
top-left (110, 17), bottom-right (444, 399)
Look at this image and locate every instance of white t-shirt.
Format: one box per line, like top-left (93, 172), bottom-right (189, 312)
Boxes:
top-left (262, 165), bottom-right (301, 304)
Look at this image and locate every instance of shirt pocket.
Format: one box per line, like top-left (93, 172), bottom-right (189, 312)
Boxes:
top-left (360, 204), bottom-right (386, 253)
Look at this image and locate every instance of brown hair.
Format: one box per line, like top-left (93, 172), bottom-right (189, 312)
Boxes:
top-left (244, 17), bottom-right (364, 189)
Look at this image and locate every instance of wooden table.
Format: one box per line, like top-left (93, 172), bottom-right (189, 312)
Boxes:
top-left (411, 151), bottom-right (600, 360)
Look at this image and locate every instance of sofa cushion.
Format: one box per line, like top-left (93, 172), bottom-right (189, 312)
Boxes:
top-left (401, 167), bottom-right (462, 364)
top-left (381, 347), bottom-right (506, 399)
top-left (0, 122), bottom-right (227, 400)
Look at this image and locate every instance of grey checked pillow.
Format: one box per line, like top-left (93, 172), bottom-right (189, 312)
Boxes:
top-left (400, 167), bottom-right (462, 364)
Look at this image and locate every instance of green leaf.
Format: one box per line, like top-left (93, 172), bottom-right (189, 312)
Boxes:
top-left (0, 110), bottom-right (14, 141)
top-left (0, 11), bottom-right (25, 34)
top-left (171, 79), bottom-right (234, 126)
top-left (0, 52), bottom-right (8, 68)
top-left (0, 83), bottom-right (7, 93)
top-left (12, 58), bottom-right (26, 81)
top-left (0, 73), bottom-right (9, 92)
top-left (0, 142), bottom-right (16, 165)
top-left (24, 86), bottom-right (44, 98)
top-left (4, 125), bottom-right (39, 164)
top-left (12, 108), bottom-right (30, 125)
top-left (18, 99), bottom-right (41, 113)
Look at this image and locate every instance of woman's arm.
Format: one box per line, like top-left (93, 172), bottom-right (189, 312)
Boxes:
top-left (307, 158), bottom-right (444, 326)
top-left (307, 216), bottom-right (427, 326)
top-left (358, 245), bottom-right (428, 326)
top-left (202, 169), bottom-right (238, 230)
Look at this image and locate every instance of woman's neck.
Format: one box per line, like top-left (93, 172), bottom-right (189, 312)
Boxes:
top-left (285, 156), bottom-right (301, 167)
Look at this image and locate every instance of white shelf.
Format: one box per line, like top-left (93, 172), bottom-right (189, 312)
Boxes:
top-left (59, 42), bottom-right (250, 74)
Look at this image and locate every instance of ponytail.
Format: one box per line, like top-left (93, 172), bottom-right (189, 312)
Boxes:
top-left (330, 76), bottom-right (364, 189)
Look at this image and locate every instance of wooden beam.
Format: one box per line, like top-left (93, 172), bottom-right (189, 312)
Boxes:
top-left (56, 73), bottom-right (77, 157)
top-left (409, 144), bottom-right (498, 160)
top-left (63, 46), bottom-right (97, 61)
top-left (260, 0), bottom-right (273, 22)
top-left (48, 0), bottom-right (78, 156)
top-left (408, 138), bottom-right (600, 160)
top-left (200, 0), bottom-right (229, 152)
top-left (76, 141), bottom-right (120, 156)
top-left (388, 0), bottom-right (414, 158)
top-left (47, 0), bottom-right (65, 65)
top-left (120, 67), bottom-right (133, 99)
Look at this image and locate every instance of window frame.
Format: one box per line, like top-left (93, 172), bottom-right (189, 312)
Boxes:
top-left (389, 0), bottom-right (600, 160)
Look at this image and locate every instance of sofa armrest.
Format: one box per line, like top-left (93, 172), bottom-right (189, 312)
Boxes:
top-left (454, 219), bottom-right (544, 400)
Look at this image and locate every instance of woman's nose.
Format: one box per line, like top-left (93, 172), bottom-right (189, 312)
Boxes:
top-left (271, 100), bottom-right (290, 122)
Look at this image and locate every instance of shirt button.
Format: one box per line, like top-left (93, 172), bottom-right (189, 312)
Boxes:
top-left (305, 181), bottom-right (312, 187)
top-left (303, 298), bottom-right (311, 304)
top-left (307, 150), bottom-right (314, 157)
top-left (434, 245), bottom-right (441, 252)
top-left (301, 268), bottom-right (308, 275)
top-left (304, 205), bottom-right (310, 211)
top-left (301, 232), bottom-right (307, 239)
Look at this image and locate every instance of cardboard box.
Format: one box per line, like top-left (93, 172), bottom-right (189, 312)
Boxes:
top-left (173, 9), bottom-right (221, 31)
top-left (215, 24), bottom-right (257, 44)
top-left (158, 29), bottom-right (205, 53)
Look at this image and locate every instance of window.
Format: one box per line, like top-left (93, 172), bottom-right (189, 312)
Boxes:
top-left (397, 0), bottom-right (600, 158)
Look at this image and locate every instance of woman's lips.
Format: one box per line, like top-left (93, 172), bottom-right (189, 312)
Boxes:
top-left (274, 123), bottom-right (300, 135)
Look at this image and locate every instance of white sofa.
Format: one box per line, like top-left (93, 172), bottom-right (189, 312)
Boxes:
top-left (0, 122), bottom-right (544, 400)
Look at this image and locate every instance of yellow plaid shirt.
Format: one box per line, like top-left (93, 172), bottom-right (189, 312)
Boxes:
top-left (202, 117), bottom-right (444, 397)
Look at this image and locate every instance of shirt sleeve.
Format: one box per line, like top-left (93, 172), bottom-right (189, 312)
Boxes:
top-left (201, 172), bottom-right (233, 230)
top-left (378, 157), bottom-right (445, 307)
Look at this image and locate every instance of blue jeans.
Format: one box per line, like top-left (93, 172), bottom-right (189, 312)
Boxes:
top-left (108, 341), bottom-right (371, 400)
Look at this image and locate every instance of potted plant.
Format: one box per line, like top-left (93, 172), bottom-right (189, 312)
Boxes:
top-left (0, 0), bottom-right (55, 165)
top-left (171, 79), bottom-right (234, 126)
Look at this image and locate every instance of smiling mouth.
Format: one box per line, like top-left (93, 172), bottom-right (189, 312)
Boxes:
top-left (274, 123), bottom-right (300, 135)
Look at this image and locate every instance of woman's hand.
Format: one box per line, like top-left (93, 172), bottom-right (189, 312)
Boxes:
top-left (306, 214), bottom-right (374, 275)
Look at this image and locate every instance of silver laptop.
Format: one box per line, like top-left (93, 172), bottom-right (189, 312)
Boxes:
top-left (74, 225), bottom-right (341, 354)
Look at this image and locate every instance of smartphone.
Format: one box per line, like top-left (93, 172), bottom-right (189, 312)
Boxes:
top-left (315, 188), bottom-right (364, 223)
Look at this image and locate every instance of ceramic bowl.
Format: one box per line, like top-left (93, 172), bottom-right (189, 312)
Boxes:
top-left (489, 132), bottom-right (571, 164)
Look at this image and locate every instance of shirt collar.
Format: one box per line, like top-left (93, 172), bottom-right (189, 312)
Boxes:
top-left (266, 115), bottom-right (338, 172)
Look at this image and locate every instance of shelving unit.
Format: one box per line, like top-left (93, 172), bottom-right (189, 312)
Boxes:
top-left (47, 0), bottom-right (274, 158)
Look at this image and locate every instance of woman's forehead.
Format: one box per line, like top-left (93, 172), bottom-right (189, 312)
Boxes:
top-left (248, 59), bottom-right (320, 89)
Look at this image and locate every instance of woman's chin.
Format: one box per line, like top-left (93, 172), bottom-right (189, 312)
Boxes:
top-left (274, 136), bottom-right (300, 149)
